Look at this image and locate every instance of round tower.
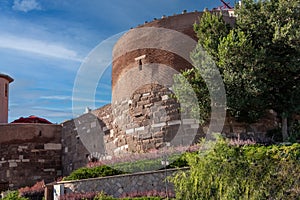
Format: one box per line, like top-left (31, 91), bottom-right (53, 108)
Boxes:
top-left (0, 73), bottom-right (13, 124)
top-left (112, 11), bottom-right (235, 94)
top-left (105, 11), bottom-right (235, 155)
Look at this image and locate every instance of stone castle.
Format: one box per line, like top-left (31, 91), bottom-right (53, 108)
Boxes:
top-left (0, 10), bottom-right (277, 191)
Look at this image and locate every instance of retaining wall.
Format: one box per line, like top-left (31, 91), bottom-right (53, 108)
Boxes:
top-left (55, 168), bottom-right (188, 199)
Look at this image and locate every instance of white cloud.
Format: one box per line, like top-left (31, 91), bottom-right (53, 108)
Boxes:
top-left (0, 34), bottom-right (82, 61)
top-left (40, 95), bottom-right (111, 104)
top-left (12, 0), bottom-right (41, 12)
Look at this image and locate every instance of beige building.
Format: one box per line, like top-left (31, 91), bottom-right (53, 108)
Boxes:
top-left (0, 73), bottom-right (13, 124)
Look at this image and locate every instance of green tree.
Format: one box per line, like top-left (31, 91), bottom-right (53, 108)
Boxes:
top-left (194, 11), bottom-right (230, 60)
top-left (179, 0), bottom-right (300, 140)
top-left (173, 12), bottom-right (229, 125)
top-left (235, 0), bottom-right (300, 140)
top-left (217, 28), bottom-right (267, 122)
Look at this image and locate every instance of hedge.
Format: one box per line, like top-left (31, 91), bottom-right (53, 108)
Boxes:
top-left (171, 137), bottom-right (300, 199)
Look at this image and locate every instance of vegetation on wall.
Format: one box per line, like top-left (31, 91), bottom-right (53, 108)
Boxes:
top-left (63, 165), bottom-right (125, 181)
top-left (63, 152), bottom-right (189, 181)
top-left (171, 137), bottom-right (300, 199)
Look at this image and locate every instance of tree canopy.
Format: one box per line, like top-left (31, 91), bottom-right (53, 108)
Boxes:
top-left (175, 0), bottom-right (300, 140)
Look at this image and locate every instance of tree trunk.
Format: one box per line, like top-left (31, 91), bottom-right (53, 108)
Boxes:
top-left (282, 116), bottom-right (288, 141)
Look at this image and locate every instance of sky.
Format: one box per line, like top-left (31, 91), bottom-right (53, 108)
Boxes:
top-left (0, 0), bottom-right (236, 124)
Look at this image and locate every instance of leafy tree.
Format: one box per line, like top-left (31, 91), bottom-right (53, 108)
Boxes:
top-left (173, 67), bottom-right (210, 125)
top-left (178, 0), bottom-right (300, 140)
top-left (235, 0), bottom-right (300, 139)
top-left (173, 12), bottom-right (229, 125)
top-left (217, 28), bottom-right (267, 122)
top-left (194, 11), bottom-right (231, 60)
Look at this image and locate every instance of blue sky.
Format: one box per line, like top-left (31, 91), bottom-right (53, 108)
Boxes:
top-left (0, 0), bottom-right (235, 124)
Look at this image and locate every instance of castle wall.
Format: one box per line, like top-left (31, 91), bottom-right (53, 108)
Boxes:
top-left (0, 124), bottom-right (62, 190)
top-left (59, 11), bottom-right (279, 177)
top-left (61, 85), bottom-right (278, 176)
top-left (61, 104), bottom-right (113, 176)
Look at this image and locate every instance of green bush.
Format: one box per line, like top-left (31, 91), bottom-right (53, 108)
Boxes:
top-left (63, 165), bottom-right (125, 181)
top-left (121, 198), bottom-right (163, 200)
top-left (109, 153), bottom-right (187, 173)
top-left (171, 137), bottom-right (300, 199)
top-left (2, 191), bottom-right (29, 200)
top-left (64, 153), bottom-right (189, 181)
top-left (93, 192), bottom-right (115, 200)
top-left (94, 196), bottom-right (165, 200)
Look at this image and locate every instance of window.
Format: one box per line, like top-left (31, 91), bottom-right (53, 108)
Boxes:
top-left (135, 55), bottom-right (146, 71)
top-left (5, 83), bottom-right (8, 97)
top-left (138, 59), bottom-right (142, 70)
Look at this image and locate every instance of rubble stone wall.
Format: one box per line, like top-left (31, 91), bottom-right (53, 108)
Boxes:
top-left (0, 124), bottom-right (62, 190)
top-left (61, 83), bottom-right (278, 176)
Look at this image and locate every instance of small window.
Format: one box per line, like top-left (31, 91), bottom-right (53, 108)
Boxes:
top-left (138, 59), bottom-right (142, 70)
top-left (5, 83), bottom-right (8, 97)
top-left (135, 55), bottom-right (146, 71)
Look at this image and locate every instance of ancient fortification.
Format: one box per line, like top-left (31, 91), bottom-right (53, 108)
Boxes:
top-left (0, 10), bottom-right (277, 190)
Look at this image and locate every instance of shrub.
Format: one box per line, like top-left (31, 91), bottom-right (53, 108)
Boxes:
top-left (121, 197), bottom-right (164, 200)
top-left (171, 137), bottom-right (300, 199)
top-left (93, 192), bottom-right (115, 200)
top-left (64, 151), bottom-right (191, 181)
top-left (2, 191), bottom-right (29, 200)
top-left (63, 165), bottom-right (125, 181)
top-left (59, 192), bottom-right (97, 200)
top-left (120, 190), bottom-right (175, 199)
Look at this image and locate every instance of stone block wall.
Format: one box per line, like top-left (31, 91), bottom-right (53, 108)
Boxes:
top-left (0, 124), bottom-right (62, 190)
top-left (55, 168), bottom-right (188, 199)
top-left (61, 84), bottom-right (278, 176)
top-left (60, 83), bottom-right (202, 176)
top-left (108, 83), bottom-right (202, 155)
top-left (61, 104), bottom-right (113, 176)
top-left (61, 119), bottom-right (90, 176)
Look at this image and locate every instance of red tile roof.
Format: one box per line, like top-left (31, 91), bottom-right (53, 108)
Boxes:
top-left (11, 115), bottom-right (52, 124)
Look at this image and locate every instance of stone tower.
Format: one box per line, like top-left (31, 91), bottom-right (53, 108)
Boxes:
top-left (107, 11), bottom-right (235, 154)
top-left (0, 73), bottom-right (13, 123)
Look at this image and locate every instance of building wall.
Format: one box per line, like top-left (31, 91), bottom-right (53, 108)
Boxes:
top-left (61, 92), bottom-right (278, 177)
top-left (61, 118), bottom-right (96, 176)
top-left (0, 78), bottom-right (10, 124)
top-left (0, 124), bottom-right (62, 190)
